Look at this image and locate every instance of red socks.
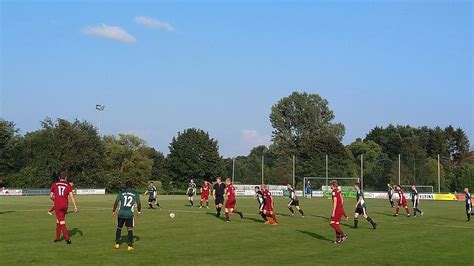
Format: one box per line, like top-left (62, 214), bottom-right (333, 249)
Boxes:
top-left (55, 223), bottom-right (61, 240)
top-left (271, 213), bottom-right (278, 223)
top-left (225, 212), bottom-right (229, 219)
top-left (60, 224), bottom-right (70, 241)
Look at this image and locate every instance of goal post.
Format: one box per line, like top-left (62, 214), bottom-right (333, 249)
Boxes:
top-left (303, 177), bottom-right (360, 197)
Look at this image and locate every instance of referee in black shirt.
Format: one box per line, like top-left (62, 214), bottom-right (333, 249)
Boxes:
top-left (213, 177), bottom-right (226, 217)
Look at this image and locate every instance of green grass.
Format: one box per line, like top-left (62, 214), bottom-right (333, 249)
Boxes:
top-left (0, 195), bottom-right (472, 265)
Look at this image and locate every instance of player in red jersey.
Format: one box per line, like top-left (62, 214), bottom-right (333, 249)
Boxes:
top-left (394, 185), bottom-right (410, 217)
top-left (199, 180), bottom-right (211, 209)
top-left (329, 180), bottom-right (348, 244)
top-left (224, 178), bottom-right (244, 222)
top-left (50, 171), bottom-right (78, 244)
top-left (261, 184), bottom-right (278, 225)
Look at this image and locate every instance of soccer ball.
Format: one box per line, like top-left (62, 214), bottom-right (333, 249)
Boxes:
top-left (169, 213), bottom-right (176, 219)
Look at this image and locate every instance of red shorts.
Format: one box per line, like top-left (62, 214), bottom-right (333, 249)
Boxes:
top-left (398, 200), bottom-right (407, 207)
top-left (201, 193), bottom-right (209, 200)
top-left (225, 198), bottom-right (236, 209)
top-left (55, 206), bottom-right (68, 222)
top-left (263, 204), bottom-right (273, 212)
top-left (330, 210), bottom-right (344, 223)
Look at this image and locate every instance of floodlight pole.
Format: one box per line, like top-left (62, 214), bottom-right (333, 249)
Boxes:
top-left (398, 154), bottom-right (401, 185)
top-left (232, 157), bottom-right (235, 183)
top-left (360, 155), bottom-right (364, 190)
top-left (292, 155), bottom-right (295, 188)
top-left (325, 154), bottom-right (329, 187)
top-left (437, 154), bottom-right (440, 193)
top-left (96, 104), bottom-right (105, 135)
top-left (261, 155), bottom-right (264, 185)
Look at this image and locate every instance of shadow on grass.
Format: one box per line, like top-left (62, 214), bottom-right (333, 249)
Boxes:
top-left (116, 235), bottom-right (140, 244)
top-left (205, 212), bottom-right (226, 222)
top-left (372, 211), bottom-right (396, 217)
top-left (0, 210), bottom-right (15, 215)
top-left (70, 228), bottom-right (83, 238)
top-left (310, 215), bottom-right (352, 228)
top-left (276, 212), bottom-right (292, 217)
top-left (245, 216), bottom-right (265, 223)
top-left (296, 230), bottom-right (333, 242)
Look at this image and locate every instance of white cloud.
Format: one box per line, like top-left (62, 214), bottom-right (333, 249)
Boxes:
top-left (240, 129), bottom-right (271, 150)
top-left (134, 16), bottom-right (175, 32)
top-left (82, 24), bottom-right (136, 43)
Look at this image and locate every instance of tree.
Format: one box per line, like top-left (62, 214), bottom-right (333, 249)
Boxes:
top-left (270, 91), bottom-right (345, 156)
top-left (166, 128), bottom-right (224, 187)
top-left (0, 119), bottom-right (23, 177)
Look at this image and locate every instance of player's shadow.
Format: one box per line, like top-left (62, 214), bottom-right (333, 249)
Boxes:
top-left (205, 212), bottom-right (226, 222)
top-left (116, 235), bottom-right (140, 243)
top-left (275, 212), bottom-right (292, 217)
top-left (373, 211), bottom-right (395, 217)
top-left (0, 210), bottom-right (15, 214)
top-left (245, 217), bottom-right (265, 223)
top-left (310, 215), bottom-right (351, 228)
top-left (296, 230), bottom-right (333, 242)
top-left (69, 228), bottom-right (83, 238)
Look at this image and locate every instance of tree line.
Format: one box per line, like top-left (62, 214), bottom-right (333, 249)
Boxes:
top-left (1, 92), bottom-right (472, 192)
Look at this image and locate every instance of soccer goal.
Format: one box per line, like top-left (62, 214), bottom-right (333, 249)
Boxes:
top-left (400, 185), bottom-right (434, 194)
top-left (303, 177), bottom-right (360, 197)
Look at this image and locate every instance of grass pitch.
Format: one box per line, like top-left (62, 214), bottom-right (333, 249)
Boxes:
top-left (0, 195), bottom-right (472, 265)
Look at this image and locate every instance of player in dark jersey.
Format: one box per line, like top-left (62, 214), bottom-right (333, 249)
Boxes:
top-left (255, 186), bottom-right (267, 222)
top-left (224, 178), bottom-right (243, 222)
top-left (330, 180), bottom-right (348, 244)
top-left (465, 187), bottom-right (472, 221)
top-left (387, 183), bottom-right (395, 208)
top-left (213, 177), bottom-right (226, 217)
top-left (199, 180), bottom-right (211, 209)
top-left (411, 184), bottom-right (423, 217)
top-left (287, 184), bottom-right (305, 217)
top-left (50, 171), bottom-right (78, 244)
top-left (394, 185), bottom-right (410, 217)
top-left (187, 179), bottom-right (197, 206)
top-left (144, 181), bottom-right (160, 209)
top-left (353, 183), bottom-right (376, 229)
top-left (113, 181), bottom-right (141, 251)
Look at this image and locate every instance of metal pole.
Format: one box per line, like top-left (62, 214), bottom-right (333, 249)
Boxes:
top-left (261, 155), bottom-right (264, 185)
top-left (437, 154), bottom-right (440, 193)
top-left (292, 155), bottom-right (295, 188)
top-left (98, 110), bottom-right (101, 135)
top-left (325, 154), bottom-right (328, 186)
top-left (232, 157), bottom-right (235, 183)
top-left (360, 155), bottom-right (364, 190)
top-left (398, 154), bottom-right (401, 185)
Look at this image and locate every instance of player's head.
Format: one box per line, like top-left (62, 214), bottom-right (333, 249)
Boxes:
top-left (331, 180), bottom-right (338, 188)
top-left (260, 183), bottom-right (265, 190)
top-left (59, 170), bottom-right (68, 180)
top-left (387, 183), bottom-right (391, 187)
top-left (204, 180), bottom-right (208, 184)
top-left (254, 186), bottom-right (260, 192)
top-left (149, 181), bottom-right (154, 186)
top-left (465, 187), bottom-right (469, 193)
top-left (216, 177), bottom-right (221, 183)
top-left (225, 178), bottom-right (231, 185)
top-left (190, 179), bottom-right (194, 183)
top-left (125, 181), bottom-right (133, 188)
top-left (411, 184), bottom-right (416, 190)
top-left (354, 182), bottom-right (361, 190)
top-left (395, 185), bottom-right (401, 191)
top-left (287, 184), bottom-right (292, 189)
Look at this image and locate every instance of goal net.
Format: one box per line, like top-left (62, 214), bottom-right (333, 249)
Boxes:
top-left (303, 177), bottom-right (360, 197)
top-left (400, 185), bottom-right (434, 194)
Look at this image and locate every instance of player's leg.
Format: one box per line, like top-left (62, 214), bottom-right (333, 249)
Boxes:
top-left (155, 199), bottom-right (160, 208)
top-left (199, 196), bottom-right (203, 208)
top-left (404, 204), bottom-right (410, 216)
top-left (115, 218), bottom-right (126, 248)
top-left (295, 203), bottom-right (305, 217)
top-left (263, 209), bottom-right (272, 224)
top-left (206, 197), bottom-right (209, 208)
top-left (363, 208), bottom-right (376, 229)
top-left (467, 205), bottom-right (471, 221)
top-left (148, 199), bottom-right (154, 209)
top-left (270, 210), bottom-right (278, 224)
top-left (224, 207), bottom-right (230, 222)
top-left (56, 208), bottom-right (71, 244)
top-left (54, 219), bottom-right (61, 242)
top-left (231, 204), bottom-right (243, 220)
top-left (395, 203), bottom-right (400, 216)
top-left (126, 218), bottom-right (134, 250)
top-left (353, 212), bottom-right (359, 228)
top-left (288, 201), bottom-right (295, 216)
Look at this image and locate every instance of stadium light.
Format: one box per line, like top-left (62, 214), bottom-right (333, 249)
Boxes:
top-left (96, 104), bottom-right (105, 135)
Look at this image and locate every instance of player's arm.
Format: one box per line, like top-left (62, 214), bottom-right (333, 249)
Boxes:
top-left (136, 198), bottom-right (142, 218)
top-left (69, 191), bottom-right (78, 213)
top-left (356, 197), bottom-right (361, 208)
top-left (112, 199), bottom-right (119, 217)
top-left (144, 190), bottom-right (148, 195)
top-left (50, 192), bottom-right (55, 201)
top-left (332, 196), bottom-right (337, 217)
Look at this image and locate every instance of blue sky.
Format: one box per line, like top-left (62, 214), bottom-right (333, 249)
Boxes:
top-left (1, 1), bottom-right (472, 157)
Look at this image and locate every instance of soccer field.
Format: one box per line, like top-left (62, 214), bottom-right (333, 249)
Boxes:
top-left (0, 195), bottom-right (472, 265)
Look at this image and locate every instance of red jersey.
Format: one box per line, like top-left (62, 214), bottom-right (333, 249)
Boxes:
top-left (332, 188), bottom-right (343, 211)
top-left (398, 189), bottom-right (407, 203)
top-left (227, 183), bottom-right (236, 199)
top-left (263, 189), bottom-right (273, 207)
top-left (50, 179), bottom-right (73, 208)
top-left (201, 183), bottom-right (210, 195)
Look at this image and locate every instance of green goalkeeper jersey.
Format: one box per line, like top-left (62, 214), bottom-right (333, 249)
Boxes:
top-left (147, 186), bottom-right (157, 199)
top-left (116, 188), bottom-right (140, 219)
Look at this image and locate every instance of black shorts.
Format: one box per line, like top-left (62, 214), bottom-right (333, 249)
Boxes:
top-left (355, 206), bottom-right (366, 215)
top-left (187, 191), bottom-right (195, 197)
top-left (118, 217), bottom-right (134, 228)
top-left (215, 196), bottom-right (224, 205)
top-left (148, 198), bottom-right (156, 203)
top-left (289, 199), bottom-right (299, 206)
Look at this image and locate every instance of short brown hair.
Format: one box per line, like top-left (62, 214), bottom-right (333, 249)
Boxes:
top-left (331, 180), bottom-right (338, 187)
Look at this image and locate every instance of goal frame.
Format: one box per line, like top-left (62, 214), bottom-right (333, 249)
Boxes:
top-left (303, 176), bottom-right (360, 196)
top-left (400, 185), bottom-right (434, 194)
